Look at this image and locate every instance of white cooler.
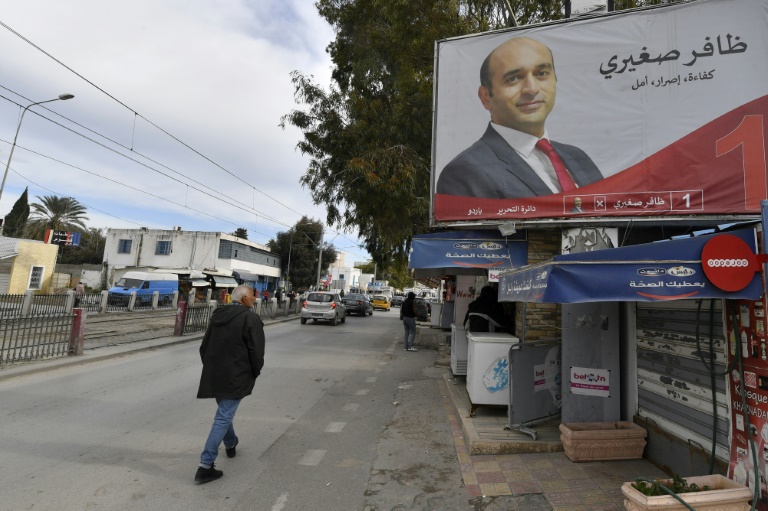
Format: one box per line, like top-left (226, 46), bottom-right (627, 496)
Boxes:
top-left (466, 332), bottom-right (520, 415)
top-left (450, 324), bottom-right (468, 376)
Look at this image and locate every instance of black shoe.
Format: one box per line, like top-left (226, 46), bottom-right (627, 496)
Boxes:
top-left (225, 437), bottom-right (239, 458)
top-left (195, 464), bottom-right (223, 484)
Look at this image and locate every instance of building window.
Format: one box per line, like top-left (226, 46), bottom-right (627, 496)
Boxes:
top-left (28, 266), bottom-right (44, 290)
top-left (339, 274), bottom-right (345, 280)
top-left (155, 240), bottom-right (172, 255)
top-left (117, 239), bottom-right (132, 253)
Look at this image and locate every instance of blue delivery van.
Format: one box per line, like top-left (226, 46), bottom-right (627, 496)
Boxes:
top-left (108, 271), bottom-right (178, 305)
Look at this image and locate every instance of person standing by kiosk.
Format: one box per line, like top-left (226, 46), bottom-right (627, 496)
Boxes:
top-left (400, 292), bottom-right (418, 351)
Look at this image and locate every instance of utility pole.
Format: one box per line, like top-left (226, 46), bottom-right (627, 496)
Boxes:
top-left (286, 229), bottom-right (294, 288)
top-left (315, 229), bottom-right (324, 290)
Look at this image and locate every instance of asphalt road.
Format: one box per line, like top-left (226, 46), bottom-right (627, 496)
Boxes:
top-left (0, 308), bottom-right (475, 511)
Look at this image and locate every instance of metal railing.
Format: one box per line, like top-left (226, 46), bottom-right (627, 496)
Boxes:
top-left (157, 293), bottom-right (175, 309)
top-left (30, 294), bottom-right (68, 316)
top-left (105, 293), bottom-right (131, 312)
top-left (182, 304), bottom-right (212, 335)
top-left (0, 294), bottom-right (24, 319)
top-left (0, 314), bottom-right (73, 364)
top-left (75, 293), bottom-right (101, 313)
top-left (259, 301), bottom-right (273, 320)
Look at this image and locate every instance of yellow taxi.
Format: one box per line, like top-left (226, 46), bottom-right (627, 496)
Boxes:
top-left (371, 295), bottom-right (391, 311)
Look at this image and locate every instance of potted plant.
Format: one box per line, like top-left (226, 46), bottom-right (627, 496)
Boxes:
top-left (621, 474), bottom-right (752, 511)
top-left (559, 421), bottom-right (647, 462)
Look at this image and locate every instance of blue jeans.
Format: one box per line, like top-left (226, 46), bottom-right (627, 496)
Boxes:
top-left (403, 317), bottom-right (416, 348)
top-left (200, 398), bottom-right (241, 467)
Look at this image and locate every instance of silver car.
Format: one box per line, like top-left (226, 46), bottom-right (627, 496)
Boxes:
top-left (300, 292), bottom-right (347, 325)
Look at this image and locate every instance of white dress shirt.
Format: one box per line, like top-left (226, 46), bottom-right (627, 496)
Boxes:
top-left (490, 122), bottom-right (564, 193)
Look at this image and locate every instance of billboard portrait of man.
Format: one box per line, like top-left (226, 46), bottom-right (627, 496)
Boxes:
top-left (436, 37), bottom-right (604, 199)
top-left (431, 0), bottom-right (768, 224)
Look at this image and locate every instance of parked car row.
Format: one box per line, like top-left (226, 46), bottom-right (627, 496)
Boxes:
top-left (301, 292), bottom-right (418, 326)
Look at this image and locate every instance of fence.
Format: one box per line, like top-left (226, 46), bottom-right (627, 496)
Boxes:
top-left (0, 314), bottom-right (73, 364)
top-left (0, 294), bottom-right (24, 319)
top-left (182, 304), bottom-right (213, 335)
top-left (76, 293), bottom-right (101, 313)
top-left (30, 294), bottom-right (68, 316)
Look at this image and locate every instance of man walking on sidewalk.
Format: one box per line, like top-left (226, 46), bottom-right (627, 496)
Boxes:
top-left (400, 292), bottom-right (418, 352)
top-left (195, 285), bottom-right (265, 483)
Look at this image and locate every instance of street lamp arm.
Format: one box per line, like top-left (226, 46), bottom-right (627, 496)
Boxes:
top-left (0, 94), bottom-right (75, 204)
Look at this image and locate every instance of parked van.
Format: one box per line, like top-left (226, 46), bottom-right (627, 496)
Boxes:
top-left (108, 271), bottom-right (178, 305)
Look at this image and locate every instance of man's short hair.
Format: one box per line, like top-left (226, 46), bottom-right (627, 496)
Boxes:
top-left (231, 285), bottom-right (253, 303)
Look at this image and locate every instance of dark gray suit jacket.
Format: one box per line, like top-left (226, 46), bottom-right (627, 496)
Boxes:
top-left (437, 124), bottom-right (603, 198)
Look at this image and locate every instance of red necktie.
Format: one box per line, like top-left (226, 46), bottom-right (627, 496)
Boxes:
top-left (535, 138), bottom-right (577, 193)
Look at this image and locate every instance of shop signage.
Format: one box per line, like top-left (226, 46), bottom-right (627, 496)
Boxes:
top-left (701, 234), bottom-right (760, 291)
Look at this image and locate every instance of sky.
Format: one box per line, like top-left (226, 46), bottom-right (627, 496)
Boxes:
top-left (0, 0), bottom-right (370, 264)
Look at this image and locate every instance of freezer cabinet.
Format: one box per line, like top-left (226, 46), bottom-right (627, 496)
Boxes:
top-left (466, 332), bottom-right (520, 416)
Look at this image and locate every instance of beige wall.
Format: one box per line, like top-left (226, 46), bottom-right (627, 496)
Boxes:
top-left (8, 240), bottom-right (59, 294)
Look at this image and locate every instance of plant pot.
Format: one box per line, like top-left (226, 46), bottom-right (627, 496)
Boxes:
top-left (621, 474), bottom-right (752, 511)
top-left (559, 421), bottom-right (647, 462)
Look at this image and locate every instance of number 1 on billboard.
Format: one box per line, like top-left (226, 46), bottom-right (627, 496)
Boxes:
top-left (716, 115), bottom-right (767, 211)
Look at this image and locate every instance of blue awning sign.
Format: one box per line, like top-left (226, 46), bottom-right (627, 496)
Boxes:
top-left (498, 228), bottom-right (763, 303)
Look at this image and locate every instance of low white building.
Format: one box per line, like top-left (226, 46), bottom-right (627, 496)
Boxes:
top-left (328, 252), bottom-right (362, 293)
top-left (103, 228), bottom-right (281, 292)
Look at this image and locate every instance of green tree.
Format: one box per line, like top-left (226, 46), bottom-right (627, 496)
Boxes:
top-left (614, 0), bottom-right (674, 10)
top-left (267, 217), bottom-right (338, 290)
top-left (2, 187), bottom-right (30, 238)
top-left (282, 0), bottom-right (563, 268)
top-left (58, 228), bottom-right (106, 265)
top-left (231, 227), bottom-right (248, 240)
top-left (25, 195), bottom-right (89, 240)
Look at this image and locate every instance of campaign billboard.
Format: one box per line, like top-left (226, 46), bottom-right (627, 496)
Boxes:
top-left (431, 0), bottom-right (768, 223)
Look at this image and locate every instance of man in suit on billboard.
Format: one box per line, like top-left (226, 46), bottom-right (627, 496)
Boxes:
top-left (436, 37), bottom-right (603, 199)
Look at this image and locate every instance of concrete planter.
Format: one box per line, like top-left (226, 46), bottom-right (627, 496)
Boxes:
top-left (621, 474), bottom-right (752, 511)
top-left (559, 421), bottom-right (647, 462)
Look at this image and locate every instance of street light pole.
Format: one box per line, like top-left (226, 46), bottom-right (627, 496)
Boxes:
top-left (0, 94), bottom-right (75, 203)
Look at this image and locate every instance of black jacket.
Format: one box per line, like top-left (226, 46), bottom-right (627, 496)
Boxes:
top-left (401, 296), bottom-right (416, 319)
top-left (197, 304), bottom-right (265, 399)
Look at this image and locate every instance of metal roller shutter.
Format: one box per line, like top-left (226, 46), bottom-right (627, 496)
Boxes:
top-left (636, 299), bottom-right (729, 461)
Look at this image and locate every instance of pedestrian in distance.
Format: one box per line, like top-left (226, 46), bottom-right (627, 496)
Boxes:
top-left (400, 292), bottom-right (418, 351)
top-left (195, 285), bottom-right (265, 484)
top-left (74, 282), bottom-right (84, 308)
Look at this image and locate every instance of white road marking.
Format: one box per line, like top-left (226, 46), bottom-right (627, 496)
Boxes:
top-left (271, 492), bottom-right (289, 511)
top-left (324, 422), bottom-right (346, 433)
top-left (342, 403), bottom-right (359, 412)
top-left (298, 449), bottom-right (327, 466)
top-left (355, 389), bottom-right (369, 396)
top-left (366, 377), bottom-right (377, 383)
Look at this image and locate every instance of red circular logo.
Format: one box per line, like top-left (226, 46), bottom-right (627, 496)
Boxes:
top-left (701, 234), bottom-right (757, 292)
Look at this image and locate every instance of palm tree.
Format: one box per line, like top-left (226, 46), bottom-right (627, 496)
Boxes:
top-left (25, 195), bottom-right (89, 240)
